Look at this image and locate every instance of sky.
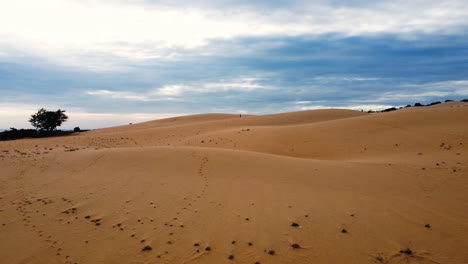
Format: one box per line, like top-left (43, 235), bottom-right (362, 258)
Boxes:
top-left (1, 0), bottom-right (468, 129)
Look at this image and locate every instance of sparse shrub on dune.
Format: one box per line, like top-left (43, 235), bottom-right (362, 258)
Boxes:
top-left (365, 99), bottom-right (465, 114)
top-left (400, 248), bottom-right (413, 255)
top-left (428, 101), bottom-right (441, 106)
top-left (0, 128), bottom-right (79, 141)
top-left (381, 107), bottom-right (397, 112)
top-left (141, 245), bottom-right (152, 251)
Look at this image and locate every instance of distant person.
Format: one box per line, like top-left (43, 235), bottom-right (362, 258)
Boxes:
top-left (240, 114), bottom-right (242, 118)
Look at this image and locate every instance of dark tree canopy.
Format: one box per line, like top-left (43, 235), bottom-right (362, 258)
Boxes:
top-left (29, 108), bottom-right (68, 131)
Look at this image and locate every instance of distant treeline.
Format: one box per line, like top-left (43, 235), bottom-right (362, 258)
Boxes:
top-left (367, 99), bottom-right (468, 113)
top-left (0, 127), bottom-right (85, 141)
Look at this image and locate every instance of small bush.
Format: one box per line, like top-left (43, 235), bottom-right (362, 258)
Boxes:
top-left (428, 101), bottom-right (441, 106)
top-left (0, 128), bottom-right (75, 141)
top-left (399, 248), bottom-right (413, 255)
top-left (142, 246), bottom-right (152, 251)
top-left (381, 107), bottom-right (397, 112)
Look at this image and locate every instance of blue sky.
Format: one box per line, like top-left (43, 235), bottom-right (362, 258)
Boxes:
top-left (1, 0), bottom-right (468, 129)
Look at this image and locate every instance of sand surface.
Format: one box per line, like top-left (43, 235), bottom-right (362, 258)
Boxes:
top-left (1, 102), bottom-right (467, 264)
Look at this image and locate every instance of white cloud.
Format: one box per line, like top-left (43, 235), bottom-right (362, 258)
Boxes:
top-left (341, 104), bottom-right (400, 111)
top-left (293, 100), bottom-right (327, 104)
top-left (86, 78), bottom-right (271, 101)
top-left (154, 85), bottom-right (189, 96)
top-left (86, 89), bottom-right (182, 101)
top-left (0, 0), bottom-right (467, 70)
top-left (152, 80), bottom-right (270, 97)
top-left (202, 78), bottom-right (271, 92)
top-left (367, 80), bottom-right (468, 102)
top-left (408, 80), bottom-right (468, 94)
top-left (314, 76), bottom-right (381, 82)
top-left (86, 90), bottom-right (147, 101)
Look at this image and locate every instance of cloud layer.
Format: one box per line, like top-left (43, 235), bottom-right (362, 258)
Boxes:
top-left (1, 0), bottom-right (467, 68)
top-left (1, 0), bottom-right (468, 128)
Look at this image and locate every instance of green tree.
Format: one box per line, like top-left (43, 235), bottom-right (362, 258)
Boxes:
top-left (29, 108), bottom-right (68, 131)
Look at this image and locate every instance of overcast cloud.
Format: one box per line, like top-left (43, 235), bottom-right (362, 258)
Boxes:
top-left (1, 0), bottom-right (467, 129)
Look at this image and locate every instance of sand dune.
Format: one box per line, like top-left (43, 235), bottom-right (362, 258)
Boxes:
top-left (1, 102), bottom-right (467, 264)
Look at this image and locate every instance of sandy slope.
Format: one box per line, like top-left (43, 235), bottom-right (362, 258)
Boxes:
top-left (0, 102), bottom-right (467, 264)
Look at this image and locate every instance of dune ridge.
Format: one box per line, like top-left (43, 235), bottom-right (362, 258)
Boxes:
top-left (1, 102), bottom-right (467, 264)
